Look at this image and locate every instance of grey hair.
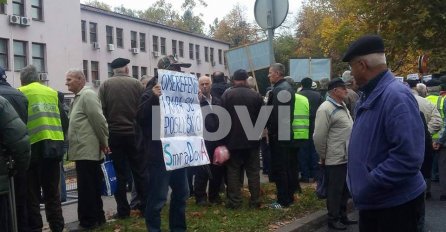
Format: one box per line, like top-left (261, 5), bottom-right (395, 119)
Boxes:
top-left (270, 63), bottom-right (285, 77)
top-left (416, 83), bottom-right (427, 97)
top-left (20, 65), bottom-right (39, 85)
top-left (359, 53), bottom-right (387, 68)
top-left (65, 68), bottom-right (86, 80)
top-left (113, 66), bottom-right (127, 75)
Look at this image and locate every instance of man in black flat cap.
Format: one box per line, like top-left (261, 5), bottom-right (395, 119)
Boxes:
top-left (313, 78), bottom-right (354, 230)
top-left (345, 35), bottom-right (425, 232)
top-left (221, 69), bottom-right (263, 209)
top-left (98, 58), bottom-right (147, 218)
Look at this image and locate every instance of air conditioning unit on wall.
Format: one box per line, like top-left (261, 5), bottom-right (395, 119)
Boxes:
top-left (20, 17), bottom-right (31, 26)
top-left (197, 59), bottom-right (201, 64)
top-left (211, 61), bottom-right (216, 66)
top-left (131, 48), bottom-right (139, 54)
top-left (39, 73), bottom-right (48, 81)
top-left (152, 51), bottom-right (159, 57)
top-left (9, 15), bottom-right (21, 25)
top-left (92, 42), bottom-right (100, 50)
top-left (107, 44), bottom-right (115, 51)
top-left (93, 80), bottom-right (101, 87)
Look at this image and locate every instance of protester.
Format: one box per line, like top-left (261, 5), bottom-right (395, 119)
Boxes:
top-left (193, 75), bottom-right (225, 206)
top-left (65, 69), bottom-right (109, 229)
top-left (266, 63), bottom-right (300, 209)
top-left (138, 55), bottom-right (191, 231)
top-left (211, 71), bottom-right (230, 101)
top-left (18, 65), bottom-right (66, 232)
top-left (341, 70), bottom-right (359, 120)
top-left (313, 78), bottom-right (355, 230)
top-left (298, 77), bottom-right (323, 183)
top-left (221, 69), bottom-right (263, 209)
top-left (0, 67), bottom-right (30, 231)
top-left (345, 35), bottom-right (425, 231)
top-left (0, 96), bottom-right (30, 232)
top-left (99, 58), bottom-right (147, 218)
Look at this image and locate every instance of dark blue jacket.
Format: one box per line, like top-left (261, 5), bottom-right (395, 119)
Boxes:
top-left (347, 70), bottom-right (426, 210)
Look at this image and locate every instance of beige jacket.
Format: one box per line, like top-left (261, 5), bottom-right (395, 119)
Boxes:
top-left (411, 89), bottom-right (442, 135)
top-left (68, 87), bottom-right (108, 161)
top-left (313, 96), bottom-right (353, 165)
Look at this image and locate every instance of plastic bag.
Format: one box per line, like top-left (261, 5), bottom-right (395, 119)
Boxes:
top-left (213, 145), bottom-right (230, 165)
top-left (101, 155), bottom-right (117, 196)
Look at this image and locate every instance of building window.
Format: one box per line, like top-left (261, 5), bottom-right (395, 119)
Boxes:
top-left (210, 47), bottom-right (214, 64)
top-left (189, 43), bottom-right (194, 60)
top-left (218, 49), bottom-right (223, 64)
top-left (0, 3), bottom-right (5, 14)
top-left (31, 0), bottom-right (43, 20)
top-left (91, 61), bottom-right (99, 81)
top-left (130, 31), bottom-right (137, 48)
top-left (12, 0), bottom-right (24, 16)
top-left (89, 22), bottom-right (97, 43)
top-left (140, 33), bottom-right (146, 52)
top-left (179, 41), bottom-right (184, 57)
top-left (13, 40), bottom-right (27, 71)
top-left (116, 28), bottom-right (123, 48)
top-left (204, 46), bottom-right (209, 62)
top-left (105, 26), bottom-right (113, 44)
top-left (32, 43), bottom-right (45, 72)
top-left (83, 60), bottom-right (89, 81)
top-left (141, 67), bottom-right (147, 76)
top-left (107, 63), bottom-right (113, 77)
top-left (171, 40), bottom-right (177, 56)
top-left (195, 45), bottom-right (200, 61)
top-left (160, 37), bottom-right (166, 55)
top-left (132, 66), bottom-right (139, 79)
top-left (152, 36), bottom-right (158, 52)
top-left (81, 20), bottom-right (86, 42)
top-left (0, 38), bottom-right (8, 70)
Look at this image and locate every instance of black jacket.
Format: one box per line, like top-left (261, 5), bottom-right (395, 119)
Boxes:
top-left (221, 85), bottom-right (263, 150)
top-left (267, 79), bottom-right (295, 145)
top-left (200, 95), bottom-right (223, 157)
top-left (299, 88), bottom-right (324, 135)
top-left (211, 82), bottom-right (230, 101)
top-left (0, 79), bottom-right (28, 123)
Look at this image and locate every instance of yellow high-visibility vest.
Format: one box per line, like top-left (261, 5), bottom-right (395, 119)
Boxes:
top-left (426, 94), bottom-right (445, 139)
top-left (18, 82), bottom-right (64, 144)
top-left (292, 93), bottom-right (310, 140)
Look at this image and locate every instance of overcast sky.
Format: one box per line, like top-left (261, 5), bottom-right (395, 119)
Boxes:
top-left (81, 0), bottom-right (302, 32)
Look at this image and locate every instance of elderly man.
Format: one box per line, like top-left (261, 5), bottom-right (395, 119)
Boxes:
top-left (65, 69), bottom-right (109, 229)
top-left (221, 69), bottom-right (263, 209)
top-left (314, 78), bottom-right (354, 230)
top-left (266, 63), bottom-right (300, 209)
top-left (211, 71), bottom-right (230, 100)
top-left (18, 65), bottom-right (66, 232)
top-left (193, 75), bottom-right (225, 205)
top-left (345, 35), bottom-right (425, 231)
top-left (341, 71), bottom-right (359, 119)
top-left (99, 58), bottom-right (146, 218)
top-left (138, 55), bottom-right (192, 232)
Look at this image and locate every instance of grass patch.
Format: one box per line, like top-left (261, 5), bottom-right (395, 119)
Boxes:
top-left (93, 183), bottom-right (324, 232)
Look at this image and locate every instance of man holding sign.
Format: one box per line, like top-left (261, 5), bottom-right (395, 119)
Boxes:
top-left (138, 55), bottom-right (208, 232)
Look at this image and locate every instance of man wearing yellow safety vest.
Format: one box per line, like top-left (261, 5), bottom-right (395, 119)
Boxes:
top-left (18, 65), bottom-right (66, 232)
top-left (431, 83), bottom-right (446, 201)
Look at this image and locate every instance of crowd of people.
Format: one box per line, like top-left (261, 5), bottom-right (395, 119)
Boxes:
top-left (0, 34), bottom-right (441, 232)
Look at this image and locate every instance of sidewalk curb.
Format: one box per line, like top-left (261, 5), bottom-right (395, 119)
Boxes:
top-left (277, 209), bottom-right (327, 232)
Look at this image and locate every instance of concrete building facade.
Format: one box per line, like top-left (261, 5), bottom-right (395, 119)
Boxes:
top-left (0, 0), bottom-right (229, 93)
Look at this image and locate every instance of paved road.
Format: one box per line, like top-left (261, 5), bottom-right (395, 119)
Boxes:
top-left (314, 182), bottom-right (446, 232)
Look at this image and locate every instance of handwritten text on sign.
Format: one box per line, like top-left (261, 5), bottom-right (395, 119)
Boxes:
top-left (159, 69), bottom-right (209, 170)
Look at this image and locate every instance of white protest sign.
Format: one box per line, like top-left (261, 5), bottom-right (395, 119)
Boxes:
top-left (158, 69), bottom-right (210, 171)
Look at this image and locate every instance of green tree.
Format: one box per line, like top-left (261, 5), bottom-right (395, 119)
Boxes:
top-left (138, 0), bottom-right (180, 27)
top-left (83, 0), bottom-right (112, 11)
top-left (212, 4), bottom-right (259, 47)
top-left (114, 4), bottom-right (138, 17)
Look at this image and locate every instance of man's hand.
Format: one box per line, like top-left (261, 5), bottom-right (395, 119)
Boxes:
top-left (152, 84), bottom-right (162, 97)
top-left (319, 159), bottom-right (325, 166)
top-left (101, 146), bottom-right (111, 154)
top-left (433, 142), bottom-right (441, 150)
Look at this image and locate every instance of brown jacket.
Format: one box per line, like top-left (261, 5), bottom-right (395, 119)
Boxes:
top-left (99, 75), bottom-right (143, 135)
